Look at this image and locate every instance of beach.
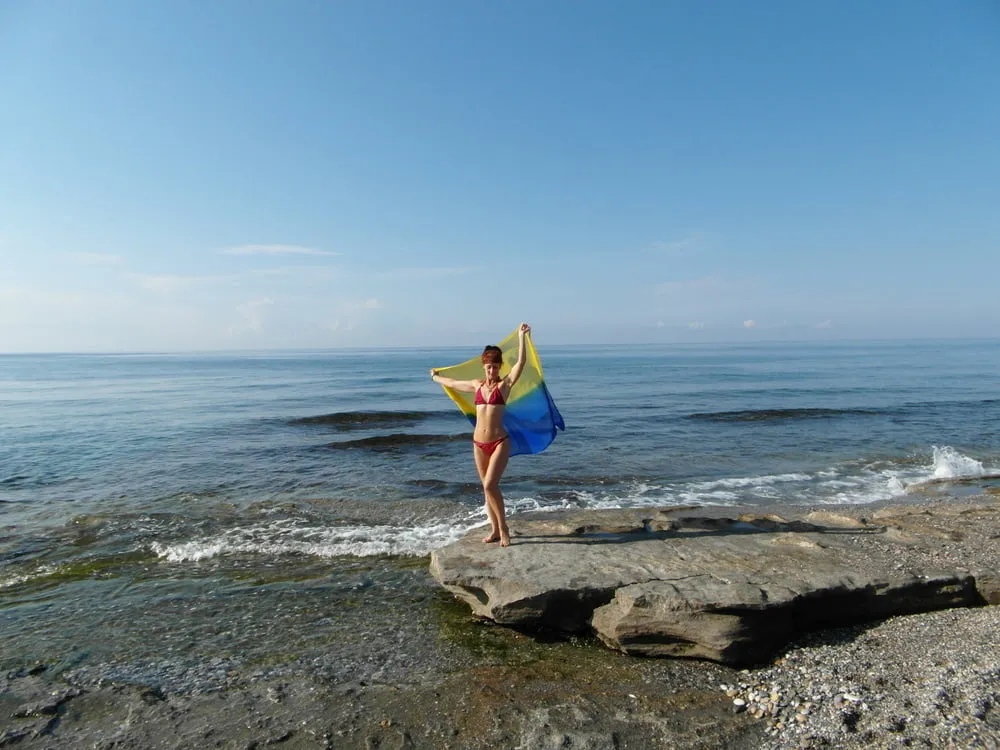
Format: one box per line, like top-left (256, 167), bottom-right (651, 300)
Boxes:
top-left (4, 493), bottom-right (1000, 748)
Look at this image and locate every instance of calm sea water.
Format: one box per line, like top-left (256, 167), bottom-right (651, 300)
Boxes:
top-left (2, 339), bottom-right (999, 681)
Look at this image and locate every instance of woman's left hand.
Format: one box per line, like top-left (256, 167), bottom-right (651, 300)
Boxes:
top-left (519, 323), bottom-right (531, 335)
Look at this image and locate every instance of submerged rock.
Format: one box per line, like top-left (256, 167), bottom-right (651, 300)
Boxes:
top-left (429, 502), bottom-right (1000, 665)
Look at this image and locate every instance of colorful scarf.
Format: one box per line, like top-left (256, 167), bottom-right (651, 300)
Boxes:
top-left (435, 329), bottom-right (565, 456)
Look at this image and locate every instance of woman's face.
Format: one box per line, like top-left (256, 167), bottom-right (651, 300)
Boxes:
top-left (483, 361), bottom-right (501, 382)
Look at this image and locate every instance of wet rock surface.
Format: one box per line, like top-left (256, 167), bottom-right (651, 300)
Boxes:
top-left (431, 501), bottom-right (1000, 665)
top-left (1, 627), bottom-right (757, 750)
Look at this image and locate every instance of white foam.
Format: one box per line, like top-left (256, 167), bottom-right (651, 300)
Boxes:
top-left (818, 479), bottom-right (864, 488)
top-left (818, 474), bottom-right (905, 505)
top-left (151, 447), bottom-right (1000, 563)
top-left (886, 475), bottom-right (906, 494)
top-left (152, 513), bottom-right (486, 562)
top-left (675, 490), bottom-right (740, 506)
top-left (690, 473), bottom-right (811, 491)
top-left (538, 448), bottom-right (996, 512)
top-left (507, 495), bottom-right (574, 513)
top-left (0, 564), bottom-right (58, 589)
top-left (931, 445), bottom-right (985, 479)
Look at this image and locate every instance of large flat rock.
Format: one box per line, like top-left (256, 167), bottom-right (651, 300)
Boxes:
top-left (429, 502), bottom-right (1000, 665)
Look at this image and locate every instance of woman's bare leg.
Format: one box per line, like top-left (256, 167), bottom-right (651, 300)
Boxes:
top-left (482, 441), bottom-right (512, 546)
top-left (474, 444), bottom-right (500, 542)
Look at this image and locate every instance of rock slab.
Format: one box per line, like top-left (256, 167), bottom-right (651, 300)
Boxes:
top-left (429, 502), bottom-right (1000, 665)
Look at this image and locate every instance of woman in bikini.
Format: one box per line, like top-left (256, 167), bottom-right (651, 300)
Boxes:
top-left (430, 323), bottom-right (530, 547)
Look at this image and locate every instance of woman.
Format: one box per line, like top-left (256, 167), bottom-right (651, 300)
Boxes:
top-left (430, 323), bottom-right (531, 547)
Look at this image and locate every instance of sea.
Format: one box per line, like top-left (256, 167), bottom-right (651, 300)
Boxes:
top-left (2, 339), bottom-right (999, 690)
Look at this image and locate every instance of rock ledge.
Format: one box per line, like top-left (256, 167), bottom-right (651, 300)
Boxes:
top-left (429, 502), bottom-right (1000, 665)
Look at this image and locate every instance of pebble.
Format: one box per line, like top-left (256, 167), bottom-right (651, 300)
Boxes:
top-left (717, 605), bottom-right (1000, 748)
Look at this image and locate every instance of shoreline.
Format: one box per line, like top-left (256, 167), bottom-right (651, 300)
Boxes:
top-left (3, 491), bottom-right (1000, 749)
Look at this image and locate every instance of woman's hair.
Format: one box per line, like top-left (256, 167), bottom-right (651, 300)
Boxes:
top-left (481, 345), bottom-right (503, 365)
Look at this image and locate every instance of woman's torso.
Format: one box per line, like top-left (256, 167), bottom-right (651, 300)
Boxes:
top-left (473, 381), bottom-right (508, 441)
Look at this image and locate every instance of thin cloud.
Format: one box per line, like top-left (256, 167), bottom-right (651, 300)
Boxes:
top-left (66, 252), bottom-right (125, 265)
top-left (815, 320), bottom-right (834, 329)
top-left (651, 277), bottom-right (767, 331)
top-left (248, 265), bottom-right (339, 278)
top-left (325, 298), bottom-right (383, 333)
top-left (649, 232), bottom-right (711, 254)
top-left (219, 244), bottom-right (338, 257)
top-left (376, 266), bottom-right (474, 279)
top-left (0, 284), bottom-right (116, 309)
top-left (229, 297), bottom-right (274, 335)
top-left (743, 320), bottom-right (757, 328)
top-left (127, 272), bottom-right (234, 294)
top-left (327, 318), bottom-right (354, 333)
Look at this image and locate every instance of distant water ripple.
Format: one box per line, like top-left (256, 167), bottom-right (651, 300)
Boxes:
top-left (325, 433), bottom-right (468, 451)
top-left (290, 410), bottom-right (447, 430)
top-left (687, 407), bottom-right (882, 422)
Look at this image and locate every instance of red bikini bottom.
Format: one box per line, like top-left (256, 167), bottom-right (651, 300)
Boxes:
top-left (473, 436), bottom-right (509, 458)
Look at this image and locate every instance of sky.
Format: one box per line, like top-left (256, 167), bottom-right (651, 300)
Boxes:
top-left (1, 1), bottom-right (998, 352)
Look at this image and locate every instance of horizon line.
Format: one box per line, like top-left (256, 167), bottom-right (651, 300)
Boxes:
top-left (1, 335), bottom-right (997, 357)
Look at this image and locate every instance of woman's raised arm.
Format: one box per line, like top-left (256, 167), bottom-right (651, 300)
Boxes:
top-left (505, 323), bottom-right (531, 387)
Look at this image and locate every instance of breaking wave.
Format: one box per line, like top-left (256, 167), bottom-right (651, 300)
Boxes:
top-left (151, 514), bottom-right (486, 561)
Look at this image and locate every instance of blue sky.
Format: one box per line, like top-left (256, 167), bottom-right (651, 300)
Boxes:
top-left (2, 1), bottom-right (998, 352)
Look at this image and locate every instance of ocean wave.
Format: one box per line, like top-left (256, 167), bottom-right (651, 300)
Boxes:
top-left (532, 475), bottom-right (631, 487)
top-left (146, 447), bottom-right (1000, 563)
top-left (0, 471), bottom-right (76, 490)
top-left (0, 550), bottom-right (152, 590)
top-left (325, 433), bottom-right (468, 451)
top-left (404, 478), bottom-right (484, 497)
top-left (817, 447), bottom-right (999, 503)
top-left (290, 410), bottom-right (450, 430)
top-left (931, 445), bottom-right (986, 479)
top-left (893, 446), bottom-right (1000, 491)
top-left (151, 515), bottom-right (485, 561)
top-left (686, 407), bottom-right (880, 423)
top-left (690, 473), bottom-right (812, 490)
top-left (900, 397), bottom-right (1000, 411)
top-left (0, 564), bottom-right (61, 589)
top-left (405, 478), bottom-right (453, 489)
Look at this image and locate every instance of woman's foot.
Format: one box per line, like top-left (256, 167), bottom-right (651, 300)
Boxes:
top-left (499, 527), bottom-right (511, 547)
top-left (482, 530), bottom-right (501, 543)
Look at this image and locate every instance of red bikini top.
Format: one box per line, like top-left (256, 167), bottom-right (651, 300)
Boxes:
top-left (474, 383), bottom-right (506, 406)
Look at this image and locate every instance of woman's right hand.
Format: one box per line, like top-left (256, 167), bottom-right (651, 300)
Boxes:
top-left (519, 323), bottom-right (531, 336)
